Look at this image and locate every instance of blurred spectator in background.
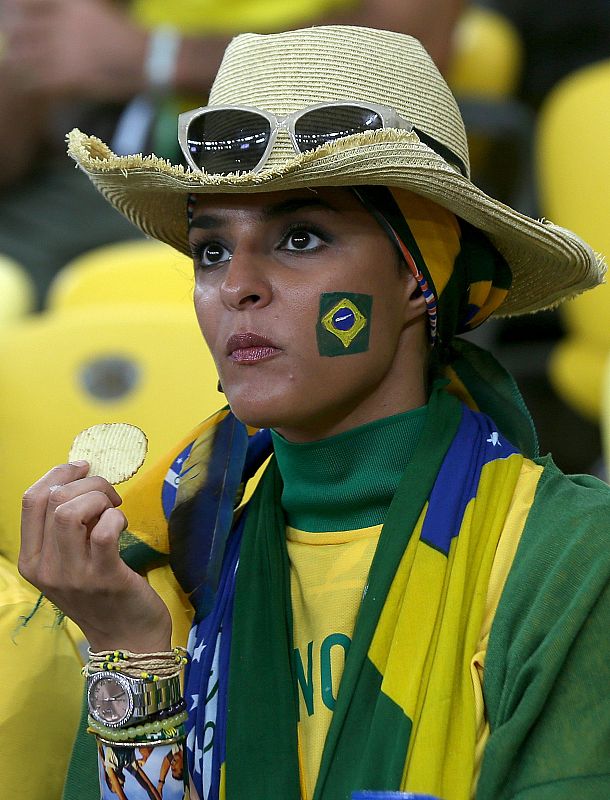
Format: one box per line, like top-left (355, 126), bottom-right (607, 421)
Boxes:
top-left (480, 0), bottom-right (610, 111)
top-left (0, 0), bottom-right (465, 308)
top-left (472, 0), bottom-right (610, 477)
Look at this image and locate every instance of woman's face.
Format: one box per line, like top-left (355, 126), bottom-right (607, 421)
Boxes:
top-left (189, 187), bottom-right (427, 441)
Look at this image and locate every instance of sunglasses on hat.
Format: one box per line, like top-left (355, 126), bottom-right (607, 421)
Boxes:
top-left (178, 101), bottom-right (467, 177)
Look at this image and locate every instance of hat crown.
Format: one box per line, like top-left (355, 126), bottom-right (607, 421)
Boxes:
top-left (208, 25), bottom-right (470, 177)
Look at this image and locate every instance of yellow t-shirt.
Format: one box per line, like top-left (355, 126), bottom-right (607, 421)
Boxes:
top-left (287, 524), bottom-right (382, 800)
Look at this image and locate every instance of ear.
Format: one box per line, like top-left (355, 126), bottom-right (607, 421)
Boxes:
top-left (402, 273), bottom-right (428, 324)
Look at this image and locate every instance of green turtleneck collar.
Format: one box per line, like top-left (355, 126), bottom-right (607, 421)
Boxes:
top-left (270, 405), bottom-right (427, 532)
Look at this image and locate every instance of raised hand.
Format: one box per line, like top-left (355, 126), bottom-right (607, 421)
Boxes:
top-left (19, 461), bottom-right (172, 653)
top-left (1, 0), bottom-right (148, 100)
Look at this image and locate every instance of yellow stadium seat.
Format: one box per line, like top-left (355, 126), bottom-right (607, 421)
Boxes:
top-left (546, 339), bottom-right (607, 423)
top-left (447, 6), bottom-right (533, 213)
top-left (537, 59), bottom-right (610, 255)
top-left (0, 305), bottom-right (223, 562)
top-left (0, 254), bottom-right (36, 324)
top-left (536, 59), bottom-right (610, 422)
top-left (448, 6), bottom-right (523, 100)
top-left (46, 240), bottom-right (194, 311)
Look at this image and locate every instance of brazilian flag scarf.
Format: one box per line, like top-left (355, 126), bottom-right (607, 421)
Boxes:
top-left (180, 382), bottom-right (531, 800)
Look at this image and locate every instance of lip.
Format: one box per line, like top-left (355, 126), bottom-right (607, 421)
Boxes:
top-left (226, 332), bottom-right (282, 363)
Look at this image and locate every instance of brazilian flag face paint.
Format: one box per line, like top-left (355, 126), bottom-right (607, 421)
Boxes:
top-left (316, 292), bottom-right (372, 357)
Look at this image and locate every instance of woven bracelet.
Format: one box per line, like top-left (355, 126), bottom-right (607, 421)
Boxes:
top-left (85, 646), bottom-right (188, 680)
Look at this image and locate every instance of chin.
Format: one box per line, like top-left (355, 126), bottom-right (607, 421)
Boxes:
top-left (224, 387), bottom-right (294, 431)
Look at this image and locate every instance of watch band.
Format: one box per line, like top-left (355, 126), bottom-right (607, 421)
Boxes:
top-left (132, 673), bottom-right (182, 719)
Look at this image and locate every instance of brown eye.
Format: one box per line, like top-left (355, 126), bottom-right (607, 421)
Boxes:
top-left (204, 243), bottom-right (227, 263)
top-left (282, 229), bottom-right (325, 252)
top-left (194, 241), bottom-right (232, 267)
top-left (289, 232), bottom-right (312, 249)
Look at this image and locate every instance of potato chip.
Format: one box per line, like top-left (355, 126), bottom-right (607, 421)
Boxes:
top-left (69, 423), bottom-right (148, 484)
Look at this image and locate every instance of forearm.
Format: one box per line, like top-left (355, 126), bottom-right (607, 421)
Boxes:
top-left (96, 739), bottom-right (188, 800)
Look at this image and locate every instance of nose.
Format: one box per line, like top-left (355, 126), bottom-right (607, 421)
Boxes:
top-left (219, 248), bottom-right (273, 310)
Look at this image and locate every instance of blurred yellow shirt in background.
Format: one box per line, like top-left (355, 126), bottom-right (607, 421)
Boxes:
top-left (0, 556), bottom-right (83, 800)
top-left (131, 0), bottom-right (356, 33)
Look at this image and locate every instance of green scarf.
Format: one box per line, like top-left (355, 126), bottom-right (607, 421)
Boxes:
top-left (226, 387), bottom-right (525, 799)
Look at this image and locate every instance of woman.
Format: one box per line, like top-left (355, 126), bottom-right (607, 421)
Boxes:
top-left (19, 25), bottom-right (609, 800)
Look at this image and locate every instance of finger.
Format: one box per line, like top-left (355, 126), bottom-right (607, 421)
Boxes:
top-left (51, 490), bottom-right (117, 562)
top-left (2, 13), bottom-right (56, 48)
top-left (3, 22), bottom-right (57, 77)
top-left (89, 507), bottom-right (128, 572)
top-left (3, 0), bottom-right (60, 19)
top-left (2, 56), bottom-right (63, 96)
top-left (4, 35), bottom-right (50, 64)
top-left (69, 476), bottom-right (121, 505)
top-left (20, 461), bottom-right (90, 564)
top-left (47, 476), bottom-right (122, 515)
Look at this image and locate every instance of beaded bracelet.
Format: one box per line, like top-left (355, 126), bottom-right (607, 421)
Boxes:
top-left (88, 710), bottom-right (189, 743)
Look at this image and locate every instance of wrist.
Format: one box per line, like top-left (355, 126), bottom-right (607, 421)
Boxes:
top-left (86, 621), bottom-right (172, 654)
top-left (93, 19), bottom-right (149, 99)
top-left (172, 35), bottom-right (229, 94)
top-left (85, 615), bottom-right (172, 654)
top-left (87, 635), bottom-right (172, 654)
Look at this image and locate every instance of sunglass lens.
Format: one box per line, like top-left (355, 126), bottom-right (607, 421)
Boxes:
top-left (186, 109), bottom-right (272, 174)
top-left (294, 105), bottom-right (383, 153)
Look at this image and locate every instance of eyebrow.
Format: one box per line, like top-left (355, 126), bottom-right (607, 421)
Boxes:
top-left (189, 197), bottom-right (340, 231)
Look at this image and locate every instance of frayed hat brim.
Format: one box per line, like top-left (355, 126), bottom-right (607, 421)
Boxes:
top-left (67, 127), bottom-right (605, 317)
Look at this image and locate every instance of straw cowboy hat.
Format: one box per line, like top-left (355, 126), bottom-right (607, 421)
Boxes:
top-left (67, 25), bottom-right (605, 317)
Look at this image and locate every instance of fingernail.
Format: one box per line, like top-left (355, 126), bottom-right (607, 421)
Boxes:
top-left (70, 460), bottom-right (89, 467)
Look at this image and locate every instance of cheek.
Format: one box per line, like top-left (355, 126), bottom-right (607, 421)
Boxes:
top-left (193, 284), bottom-right (224, 355)
top-left (373, 288), bottom-right (407, 341)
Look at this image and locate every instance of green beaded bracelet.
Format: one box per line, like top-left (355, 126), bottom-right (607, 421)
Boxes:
top-left (87, 710), bottom-right (188, 743)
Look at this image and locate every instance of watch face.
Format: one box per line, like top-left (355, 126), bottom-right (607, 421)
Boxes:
top-left (89, 675), bottom-right (132, 726)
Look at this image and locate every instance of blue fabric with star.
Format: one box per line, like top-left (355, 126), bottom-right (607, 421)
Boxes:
top-left (184, 513), bottom-right (245, 798)
top-left (163, 416), bottom-right (272, 799)
top-left (420, 405), bottom-right (518, 554)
